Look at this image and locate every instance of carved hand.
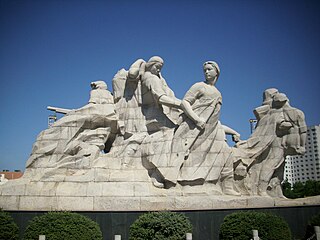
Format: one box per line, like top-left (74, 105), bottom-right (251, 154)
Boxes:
top-left (196, 118), bottom-right (206, 129)
top-left (296, 146), bottom-right (306, 155)
top-left (232, 134), bottom-right (241, 143)
top-left (279, 121), bottom-right (293, 130)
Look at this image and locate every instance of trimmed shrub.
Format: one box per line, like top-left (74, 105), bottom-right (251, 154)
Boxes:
top-left (219, 211), bottom-right (291, 240)
top-left (304, 212), bottom-right (320, 239)
top-left (129, 211), bottom-right (192, 240)
top-left (23, 212), bottom-right (102, 240)
top-left (0, 210), bottom-right (19, 240)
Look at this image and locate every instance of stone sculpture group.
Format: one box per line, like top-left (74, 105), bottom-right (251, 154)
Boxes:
top-left (5, 56), bottom-right (307, 199)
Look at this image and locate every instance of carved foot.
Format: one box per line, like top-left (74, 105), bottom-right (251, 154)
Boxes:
top-left (224, 188), bottom-right (241, 196)
top-left (150, 171), bottom-right (164, 188)
top-left (258, 191), bottom-right (269, 197)
top-left (151, 177), bottom-right (164, 188)
top-left (223, 177), bottom-right (241, 196)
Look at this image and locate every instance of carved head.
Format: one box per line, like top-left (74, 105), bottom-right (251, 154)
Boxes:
top-left (262, 88), bottom-right (279, 106)
top-left (203, 61), bottom-right (220, 84)
top-left (91, 81), bottom-right (107, 90)
top-left (273, 92), bottom-right (288, 108)
top-left (145, 56), bottom-right (164, 76)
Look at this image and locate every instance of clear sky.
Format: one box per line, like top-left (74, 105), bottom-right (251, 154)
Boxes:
top-left (0, 0), bottom-right (319, 171)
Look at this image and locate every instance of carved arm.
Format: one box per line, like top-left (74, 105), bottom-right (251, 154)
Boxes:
top-left (158, 95), bottom-right (182, 109)
top-left (222, 124), bottom-right (241, 142)
top-left (180, 100), bottom-right (205, 129)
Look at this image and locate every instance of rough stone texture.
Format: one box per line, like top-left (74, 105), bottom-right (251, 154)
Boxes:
top-left (1, 185), bottom-right (319, 211)
top-left (0, 57), bottom-right (315, 211)
top-left (234, 89), bottom-right (307, 197)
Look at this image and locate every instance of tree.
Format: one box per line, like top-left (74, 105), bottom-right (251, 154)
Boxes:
top-left (282, 179), bottom-right (295, 198)
top-left (304, 212), bottom-right (320, 239)
top-left (304, 180), bottom-right (320, 197)
top-left (282, 180), bottom-right (320, 199)
top-left (219, 211), bottom-right (291, 240)
top-left (0, 209), bottom-right (19, 240)
top-left (129, 212), bottom-right (192, 240)
top-left (23, 212), bottom-right (102, 240)
top-left (292, 181), bottom-right (305, 198)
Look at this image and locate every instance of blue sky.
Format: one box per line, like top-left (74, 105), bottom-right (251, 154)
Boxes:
top-left (0, 0), bottom-right (319, 171)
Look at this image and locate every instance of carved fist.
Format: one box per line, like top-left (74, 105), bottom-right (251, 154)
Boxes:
top-left (296, 146), bottom-right (306, 155)
top-left (232, 134), bottom-right (241, 143)
top-left (196, 118), bottom-right (206, 129)
top-left (279, 121), bottom-right (292, 130)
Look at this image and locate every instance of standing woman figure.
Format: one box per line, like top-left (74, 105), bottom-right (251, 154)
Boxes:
top-left (165, 61), bottom-right (240, 195)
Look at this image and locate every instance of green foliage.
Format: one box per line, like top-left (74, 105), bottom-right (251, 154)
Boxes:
top-left (304, 180), bottom-right (320, 197)
top-left (0, 210), bottom-right (19, 240)
top-left (304, 212), bottom-right (320, 240)
top-left (219, 211), bottom-right (291, 240)
top-left (282, 180), bottom-right (320, 199)
top-left (292, 181), bottom-right (305, 198)
top-left (282, 180), bottom-right (295, 198)
top-left (129, 211), bottom-right (192, 240)
top-left (23, 212), bottom-right (102, 240)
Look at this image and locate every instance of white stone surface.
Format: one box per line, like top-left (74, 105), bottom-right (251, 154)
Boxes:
top-left (1, 183), bottom-right (319, 211)
top-left (0, 57), bottom-right (312, 211)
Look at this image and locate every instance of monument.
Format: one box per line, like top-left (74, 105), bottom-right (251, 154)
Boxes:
top-left (1, 56), bottom-right (318, 211)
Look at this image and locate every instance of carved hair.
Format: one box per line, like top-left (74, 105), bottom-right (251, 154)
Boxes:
top-left (262, 88), bottom-right (278, 106)
top-left (91, 80), bottom-right (107, 90)
top-left (273, 92), bottom-right (288, 103)
top-left (145, 56), bottom-right (164, 71)
top-left (203, 61), bottom-right (220, 78)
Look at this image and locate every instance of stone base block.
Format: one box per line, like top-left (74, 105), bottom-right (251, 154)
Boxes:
top-left (1, 179), bottom-right (319, 211)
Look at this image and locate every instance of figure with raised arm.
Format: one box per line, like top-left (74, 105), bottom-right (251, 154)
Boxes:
top-left (25, 81), bottom-right (117, 172)
top-left (139, 56), bottom-right (182, 188)
top-left (234, 90), bottom-right (307, 197)
top-left (163, 61), bottom-right (240, 195)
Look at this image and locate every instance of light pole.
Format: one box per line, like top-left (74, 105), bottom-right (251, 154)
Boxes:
top-left (249, 119), bottom-right (257, 134)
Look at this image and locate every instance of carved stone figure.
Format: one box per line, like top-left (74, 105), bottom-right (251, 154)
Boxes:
top-left (106, 56), bottom-right (182, 188)
top-left (25, 80), bottom-right (117, 172)
top-left (0, 56), bottom-right (309, 213)
top-left (112, 59), bottom-right (146, 136)
top-left (234, 90), bottom-right (307, 197)
top-left (161, 61), bottom-right (240, 194)
top-left (139, 56), bottom-right (182, 188)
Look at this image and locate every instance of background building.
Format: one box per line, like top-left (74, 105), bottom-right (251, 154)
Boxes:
top-left (284, 125), bottom-right (320, 184)
top-left (0, 170), bottom-right (23, 180)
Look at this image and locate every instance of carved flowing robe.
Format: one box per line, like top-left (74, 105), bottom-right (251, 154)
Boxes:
top-left (163, 82), bottom-right (234, 183)
top-left (137, 71), bottom-right (182, 173)
top-left (282, 104), bottom-right (307, 155)
top-left (26, 88), bottom-right (117, 169)
top-left (112, 68), bottom-right (146, 135)
top-left (234, 104), bottom-right (277, 167)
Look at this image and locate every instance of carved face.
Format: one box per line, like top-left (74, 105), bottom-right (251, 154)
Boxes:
top-left (203, 64), bottom-right (218, 83)
top-left (91, 81), bottom-right (107, 90)
top-left (149, 63), bottom-right (163, 76)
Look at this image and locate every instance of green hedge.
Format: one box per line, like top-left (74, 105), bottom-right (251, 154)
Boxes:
top-left (23, 212), bottom-right (102, 240)
top-left (129, 212), bottom-right (192, 240)
top-left (219, 211), bottom-right (291, 240)
top-left (0, 210), bottom-right (19, 240)
top-left (304, 212), bottom-right (320, 239)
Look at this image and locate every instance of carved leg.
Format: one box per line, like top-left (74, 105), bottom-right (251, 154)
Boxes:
top-left (258, 138), bottom-right (284, 196)
top-left (150, 171), bottom-right (164, 188)
top-left (222, 176), bottom-right (241, 196)
top-left (257, 180), bottom-right (270, 196)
